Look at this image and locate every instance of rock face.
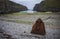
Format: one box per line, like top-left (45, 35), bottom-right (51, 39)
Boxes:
top-left (33, 1), bottom-right (60, 12)
top-left (0, 0), bottom-right (28, 14)
top-left (31, 18), bottom-right (46, 35)
top-left (33, 1), bottom-right (46, 12)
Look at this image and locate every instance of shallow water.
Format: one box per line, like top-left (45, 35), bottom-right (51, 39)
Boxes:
top-left (21, 10), bottom-right (36, 13)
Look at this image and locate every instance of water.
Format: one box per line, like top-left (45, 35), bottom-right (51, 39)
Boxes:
top-left (21, 10), bottom-right (36, 13)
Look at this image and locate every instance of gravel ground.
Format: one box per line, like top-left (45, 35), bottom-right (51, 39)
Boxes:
top-left (0, 21), bottom-right (60, 39)
top-left (0, 13), bottom-right (60, 39)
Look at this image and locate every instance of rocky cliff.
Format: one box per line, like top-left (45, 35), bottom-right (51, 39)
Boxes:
top-left (0, 0), bottom-right (28, 14)
top-left (33, 1), bottom-right (46, 12)
top-left (33, 1), bottom-right (60, 12)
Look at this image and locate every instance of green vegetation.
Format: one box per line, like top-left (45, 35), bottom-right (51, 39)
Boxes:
top-left (0, 18), bottom-right (34, 24)
top-left (3, 12), bottom-right (55, 16)
top-left (33, 0), bottom-right (60, 12)
top-left (0, 12), bottom-right (59, 25)
top-left (45, 0), bottom-right (60, 7)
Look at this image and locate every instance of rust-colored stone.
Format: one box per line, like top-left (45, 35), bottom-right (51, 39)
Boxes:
top-left (31, 18), bottom-right (46, 35)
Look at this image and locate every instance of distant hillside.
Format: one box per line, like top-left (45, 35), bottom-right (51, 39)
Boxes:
top-left (33, 0), bottom-right (60, 12)
top-left (45, 0), bottom-right (60, 8)
top-left (0, 0), bottom-right (28, 14)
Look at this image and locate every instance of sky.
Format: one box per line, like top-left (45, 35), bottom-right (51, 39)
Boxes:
top-left (10, 0), bottom-right (42, 10)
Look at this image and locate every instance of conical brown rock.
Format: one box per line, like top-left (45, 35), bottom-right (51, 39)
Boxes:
top-left (31, 18), bottom-right (46, 35)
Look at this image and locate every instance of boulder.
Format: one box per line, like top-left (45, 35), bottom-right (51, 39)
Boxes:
top-left (31, 18), bottom-right (46, 35)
